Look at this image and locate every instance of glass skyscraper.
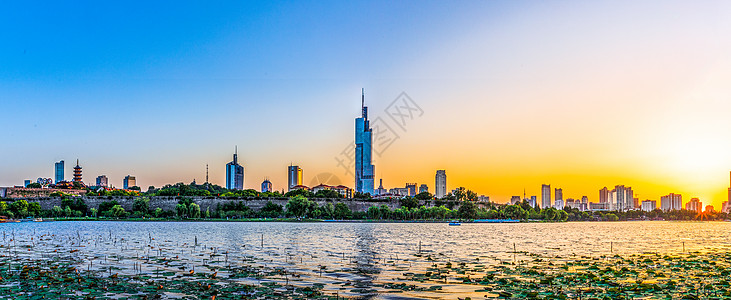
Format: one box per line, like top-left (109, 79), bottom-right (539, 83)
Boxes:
top-left (287, 165), bottom-right (303, 191)
top-left (355, 89), bottom-right (375, 195)
top-left (54, 160), bottom-right (64, 183)
top-left (226, 147), bottom-right (244, 190)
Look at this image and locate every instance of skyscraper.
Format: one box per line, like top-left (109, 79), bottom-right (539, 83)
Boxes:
top-left (541, 184), bottom-right (551, 208)
top-left (73, 159), bottom-right (82, 183)
top-left (660, 193), bottom-right (682, 211)
top-left (355, 89), bottom-right (375, 195)
top-left (554, 188), bottom-right (563, 205)
top-left (123, 175), bottom-right (136, 189)
top-left (419, 184), bottom-right (428, 194)
top-left (96, 175), bottom-right (108, 187)
top-left (54, 160), bottom-right (64, 184)
top-left (599, 187), bottom-right (609, 203)
top-left (261, 179), bottom-right (272, 193)
top-left (405, 183), bottom-right (417, 196)
top-left (435, 170), bottom-right (446, 198)
top-left (287, 165), bottom-right (303, 191)
top-left (226, 147), bottom-right (244, 190)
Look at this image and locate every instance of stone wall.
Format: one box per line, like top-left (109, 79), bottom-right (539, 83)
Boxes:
top-left (3, 196), bottom-right (403, 213)
top-left (0, 187), bottom-right (87, 199)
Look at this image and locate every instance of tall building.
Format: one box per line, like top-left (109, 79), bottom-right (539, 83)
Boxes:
top-left (261, 179), bottom-right (272, 193)
top-left (287, 165), bottom-right (303, 191)
top-left (685, 198), bottom-right (702, 213)
top-left (599, 187), bottom-right (609, 203)
top-left (511, 196), bottom-right (521, 204)
top-left (123, 175), bottom-right (136, 189)
top-left (625, 187), bottom-right (634, 210)
top-left (613, 185), bottom-right (627, 211)
top-left (541, 184), bottom-right (551, 208)
top-left (226, 147), bottom-right (244, 190)
top-left (554, 188), bottom-right (563, 205)
top-left (54, 160), bottom-right (65, 184)
top-left (419, 184), bottom-right (428, 194)
top-left (641, 200), bottom-right (657, 212)
top-left (660, 193), bottom-right (682, 211)
top-left (405, 183), bottom-right (417, 196)
top-left (355, 89), bottom-right (375, 195)
top-left (73, 159), bottom-right (83, 183)
top-left (96, 175), bottom-right (108, 187)
top-left (435, 170), bottom-right (447, 198)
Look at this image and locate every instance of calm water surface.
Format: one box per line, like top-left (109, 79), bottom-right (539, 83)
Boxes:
top-left (2, 221), bottom-right (730, 299)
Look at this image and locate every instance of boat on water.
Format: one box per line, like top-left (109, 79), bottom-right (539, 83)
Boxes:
top-left (448, 222), bottom-right (461, 226)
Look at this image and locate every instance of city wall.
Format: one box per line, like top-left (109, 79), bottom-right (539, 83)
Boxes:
top-left (3, 196), bottom-right (403, 212)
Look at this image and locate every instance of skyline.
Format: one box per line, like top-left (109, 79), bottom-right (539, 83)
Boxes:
top-left (3, 1), bottom-right (731, 207)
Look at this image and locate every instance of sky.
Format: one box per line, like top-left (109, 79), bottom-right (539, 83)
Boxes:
top-left (3, 0), bottom-right (731, 208)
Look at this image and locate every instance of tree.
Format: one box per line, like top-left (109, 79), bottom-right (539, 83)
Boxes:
top-left (90, 208), bottom-right (98, 218)
top-left (188, 203), bottom-right (201, 218)
top-left (10, 199), bottom-right (29, 218)
top-left (399, 197), bottom-right (419, 209)
top-left (98, 200), bottom-right (120, 213)
top-left (414, 192), bottom-right (433, 200)
top-left (353, 192), bottom-right (371, 199)
top-left (503, 205), bottom-right (527, 220)
top-left (313, 189), bottom-right (342, 199)
top-left (153, 208), bottom-right (163, 218)
top-left (132, 197), bottom-right (150, 215)
top-left (458, 201), bottom-right (477, 219)
top-left (322, 203), bottom-right (335, 219)
top-left (129, 186), bottom-right (141, 191)
top-left (286, 195), bottom-right (314, 218)
top-left (333, 203), bottom-right (351, 220)
top-left (110, 205), bottom-right (126, 218)
top-left (26, 183), bottom-right (42, 188)
top-left (260, 201), bottom-right (283, 218)
top-left (176, 204), bottom-right (188, 218)
top-left (464, 190), bottom-right (478, 201)
top-left (284, 189), bottom-right (315, 198)
top-left (27, 202), bottom-right (42, 217)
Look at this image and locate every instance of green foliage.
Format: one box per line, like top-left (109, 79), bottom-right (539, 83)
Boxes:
top-left (399, 197), bottom-right (419, 209)
top-left (188, 203), bottom-right (201, 218)
top-left (414, 192), bottom-right (433, 200)
top-left (353, 192), bottom-right (371, 199)
top-left (333, 203), bottom-right (351, 220)
top-left (285, 195), bottom-right (315, 218)
top-left (313, 189), bottom-right (343, 199)
top-left (10, 199), bottom-right (29, 218)
top-left (284, 189), bottom-right (315, 198)
top-left (132, 197), bottom-right (150, 214)
top-left (98, 200), bottom-right (119, 213)
top-left (110, 205), bottom-right (126, 218)
top-left (26, 183), bottom-right (42, 188)
top-left (260, 201), bottom-right (283, 218)
top-left (151, 182), bottom-right (225, 197)
top-left (458, 201), bottom-right (477, 219)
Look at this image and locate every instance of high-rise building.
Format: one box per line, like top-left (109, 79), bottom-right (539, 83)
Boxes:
top-left (226, 147), bottom-right (244, 190)
top-left (24, 180), bottom-right (31, 187)
top-left (625, 187), bottom-right (634, 210)
top-left (54, 160), bottom-right (65, 184)
top-left (660, 193), bottom-right (682, 211)
top-left (705, 205), bottom-right (715, 213)
top-left (405, 183), bottom-right (417, 196)
top-left (554, 198), bottom-right (564, 209)
top-left (123, 175), bottom-right (136, 189)
top-left (73, 159), bottom-right (82, 183)
top-left (96, 175), bottom-right (108, 187)
top-left (554, 188), bottom-right (563, 205)
top-left (287, 165), bottom-right (303, 191)
top-left (541, 184), bottom-right (551, 208)
top-left (435, 170), bottom-right (447, 198)
top-left (599, 187), bottom-right (609, 203)
top-left (613, 185), bottom-right (627, 211)
top-left (419, 184), bottom-right (428, 194)
top-left (685, 198), bottom-right (702, 213)
top-left (261, 179), bottom-right (272, 193)
top-left (511, 196), bottom-right (521, 204)
top-left (528, 196), bottom-right (537, 208)
top-left (355, 89), bottom-right (375, 195)
top-left (641, 200), bottom-right (657, 212)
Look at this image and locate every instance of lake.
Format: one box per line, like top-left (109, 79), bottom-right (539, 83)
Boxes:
top-left (2, 221), bottom-right (730, 299)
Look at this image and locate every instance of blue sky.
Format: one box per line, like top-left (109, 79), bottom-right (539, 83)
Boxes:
top-left (4, 1), bottom-right (731, 207)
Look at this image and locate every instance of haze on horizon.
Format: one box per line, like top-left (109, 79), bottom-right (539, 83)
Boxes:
top-left (2, 1), bottom-right (731, 208)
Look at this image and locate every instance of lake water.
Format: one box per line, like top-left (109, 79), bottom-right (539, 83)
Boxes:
top-left (3, 221), bottom-right (731, 299)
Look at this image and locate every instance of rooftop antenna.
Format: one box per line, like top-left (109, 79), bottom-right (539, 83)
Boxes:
top-left (206, 164), bottom-right (209, 183)
top-left (361, 88), bottom-right (364, 109)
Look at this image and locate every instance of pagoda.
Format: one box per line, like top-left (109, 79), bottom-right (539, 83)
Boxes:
top-left (73, 159), bottom-right (83, 183)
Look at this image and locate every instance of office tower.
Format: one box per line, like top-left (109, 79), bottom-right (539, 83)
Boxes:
top-left (226, 147), bottom-right (244, 190)
top-left (625, 187), bottom-right (634, 210)
top-left (541, 184), bottom-right (551, 208)
top-left (511, 196), bottom-right (521, 204)
top-left (54, 160), bottom-right (64, 183)
top-left (261, 179), bottom-right (272, 193)
top-left (554, 198), bottom-right (564, 209)
top-left (24, 180), bottom-right (31, 187)
top-left (685, 198), bottom-right (702, 213)
top-left (355, 89), bottom-right (375, 195)
top-left (73, 159), bottom-right (82, 183)
top-left (641, 200), bottom-right (657, 212)
top-left (530, 196), bottom-right (538, 208)
top-left (123, 175), bottom-right (136, 189)
top-left (96, 175), bottom-right (108, 187)
top-left (554, 188), bottom-right (563, 205)
top-left (660, 193), bottom-right (682, 211)
top-left (435, 170), bottom-right (447, 198)
top-left (405, 183), bottom-right (417, 196)
top-left (599, 187), bottom-right (609, 203)
top-left (287, 165), bottom-right (303, 191)
top-left (419, 184), bottom-right (428, 194)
